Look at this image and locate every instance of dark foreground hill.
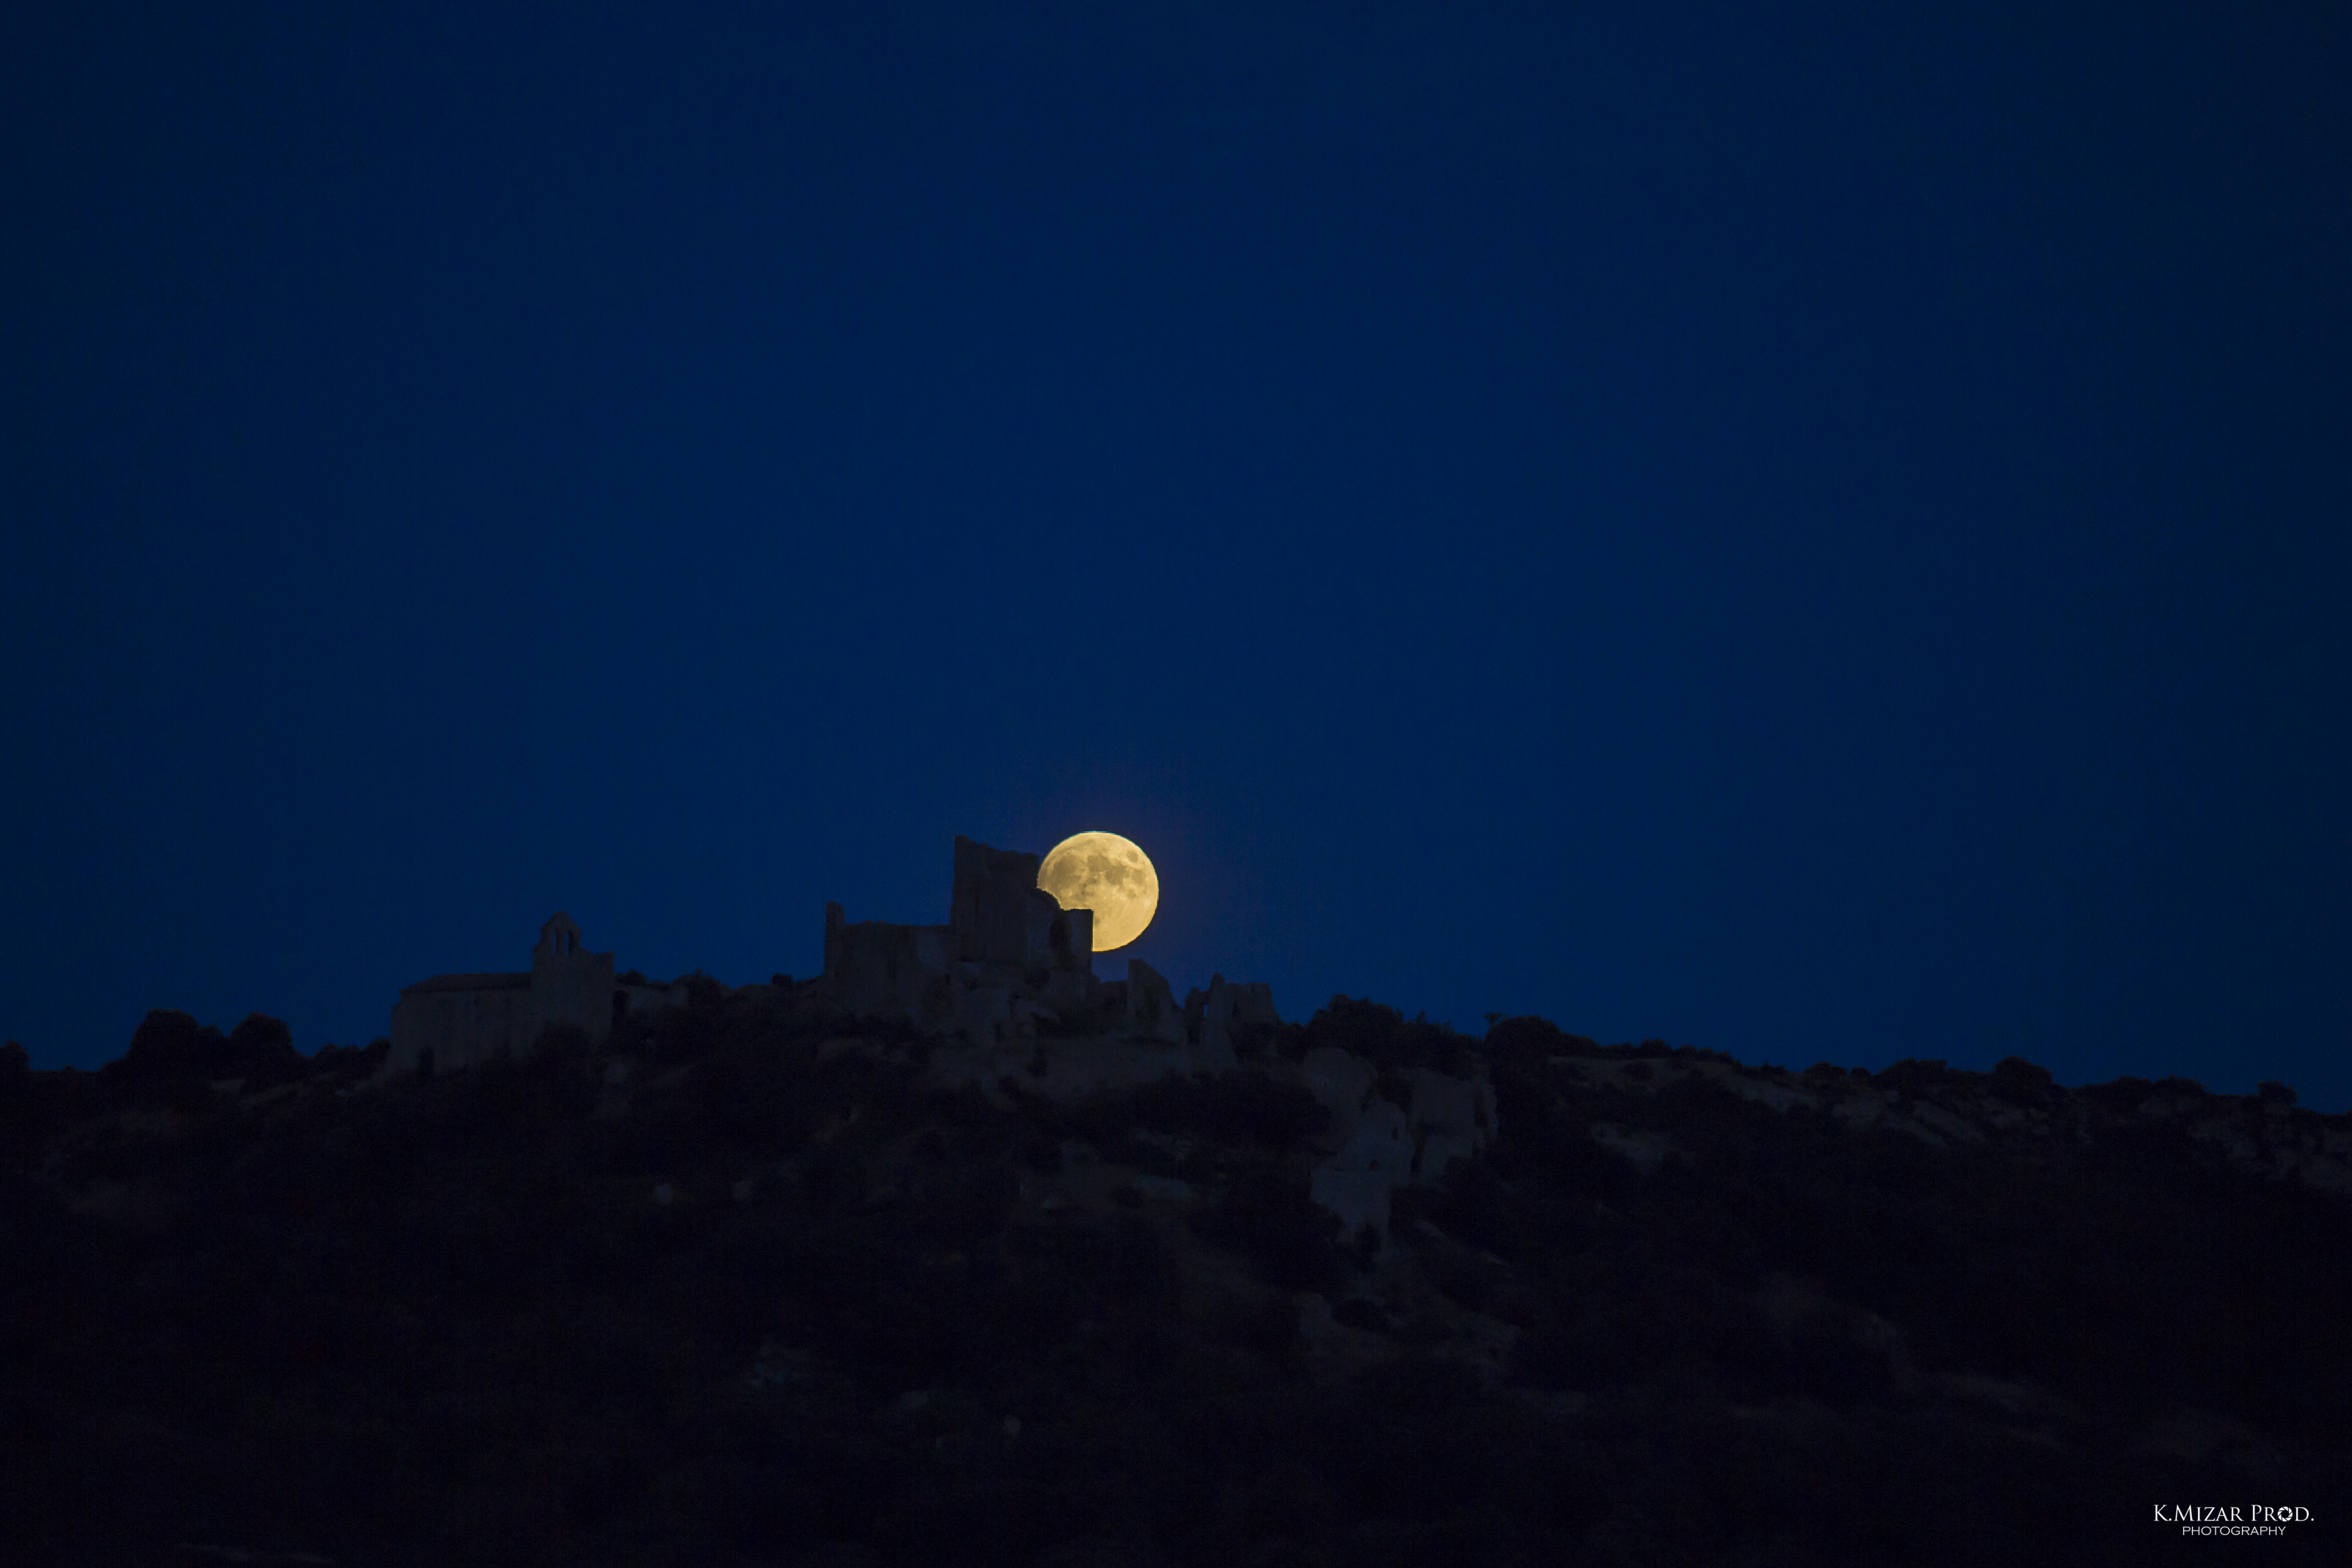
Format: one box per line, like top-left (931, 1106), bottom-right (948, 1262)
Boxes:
top-left (2, 993), bottom-right (2346, 1565)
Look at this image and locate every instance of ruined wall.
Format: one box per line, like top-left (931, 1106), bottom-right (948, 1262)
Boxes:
top-left (823, 902), bottom-right (954, 1017)
top-left (949, 834), bottom-right (1089, 976)
top-left (1048, 906), bottom-right (1093, 973)
top-left (824, 837), bottom-right (1094, 1028)
top-left (951, 836), bottom-right (1038, 964)
top-left (1186, 973), bottom-right (1278, 1071)
top-left (1296, 1044), bottom-right (1498, 1243)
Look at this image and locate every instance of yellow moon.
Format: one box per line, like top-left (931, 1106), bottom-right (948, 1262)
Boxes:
top-left (1037, 831), bottom-right (1159, 951)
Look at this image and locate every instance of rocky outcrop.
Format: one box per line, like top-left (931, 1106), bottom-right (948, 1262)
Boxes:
top-left (1406, 1067), bottom-right (1497, 1182)
top-left (917, 1035), bottom-right (1203, 1107)
top-left (1295, 1044), bottom-right (1497, 1243)
top-left (1310, 1098), bottom-right (1416, 1240)
top-left (1299, 1048), bottom-right (1377, 1149)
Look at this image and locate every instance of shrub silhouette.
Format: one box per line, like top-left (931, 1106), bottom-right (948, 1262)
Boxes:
top-left (2078, 1074), bottom-right (2152, 1109)
top-left (1989, 1054), bottom-right (2056, 1106)
top-left (1299, 995), bottom-right (1479, 1078)
top-left (224, 1012), bottom-right (305, 1084)
top-left (1872, 1058), bottom-right (1959, 1097)
top-left (1483, 1014), bottom-right (1603, 1066)
top-left (1302, 995), bottom-right (1405, 1063)
top-left (105, 1007), bottom-right (237, 1099)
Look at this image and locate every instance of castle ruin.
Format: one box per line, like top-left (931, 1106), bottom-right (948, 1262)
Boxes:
top-left (822, 835), bottom-right (1493, 1241)
top-left (377, 837), bottom-right (1495, 1241)
top-left (823, 835), bottom-right (1096, 1036)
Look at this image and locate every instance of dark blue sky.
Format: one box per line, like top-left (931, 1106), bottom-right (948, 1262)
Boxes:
top-left (5, 3), bottom-right (2346, 1105)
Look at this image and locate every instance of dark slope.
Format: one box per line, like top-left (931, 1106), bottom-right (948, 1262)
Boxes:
top-left (2, 996), bottom-right (2344, 1566)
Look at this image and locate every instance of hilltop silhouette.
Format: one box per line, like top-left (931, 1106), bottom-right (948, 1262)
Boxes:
top-left (2, 980), bottom-right (2346, 1565)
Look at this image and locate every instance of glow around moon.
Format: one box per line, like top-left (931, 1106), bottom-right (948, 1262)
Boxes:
top-left (1037, 831), bottom-right (1159, 952)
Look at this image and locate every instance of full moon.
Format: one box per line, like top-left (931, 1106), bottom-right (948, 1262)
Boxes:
top-left (1037, 831), bottom-right (1159, 952)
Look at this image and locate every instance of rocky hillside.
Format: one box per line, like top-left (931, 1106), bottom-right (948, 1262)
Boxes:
top-left (1, 993), bottom-right (2345, 1565)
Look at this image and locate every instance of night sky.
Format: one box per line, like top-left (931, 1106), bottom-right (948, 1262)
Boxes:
top-left (5, 4), bottom-right (2346, 1107)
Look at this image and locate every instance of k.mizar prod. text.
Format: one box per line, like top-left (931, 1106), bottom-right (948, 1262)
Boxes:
top-left (2154, 1504), bottom-right (2312, 1536)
